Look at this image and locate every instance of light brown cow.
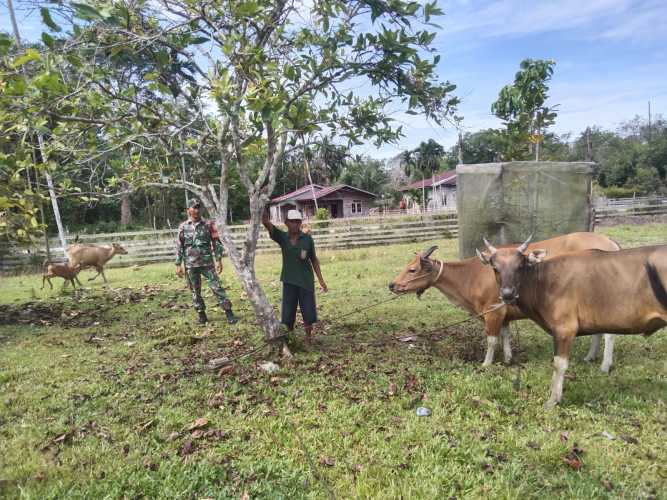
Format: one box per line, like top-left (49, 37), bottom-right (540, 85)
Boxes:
top-left (41, 261), bottom-right (83, 289)
top-left (478, 237), bottom-right (667, 407)
top-left (389, 232), bottom-right (619, 370)
top-left (66, 243), bottom-right (128, 283)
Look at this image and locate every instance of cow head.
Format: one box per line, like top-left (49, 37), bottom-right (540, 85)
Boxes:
top-left (388, 245), bottom-right (439, 296)
top-left (476, 235), bottom-right (547, 304)
top-left (112, 243), bottom-right (128, 255)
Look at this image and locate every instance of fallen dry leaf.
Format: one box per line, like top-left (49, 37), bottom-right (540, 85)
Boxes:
top-left (136, 419), bottom-right (155, 433)
top-left (388, 382), bottom-right (398, 397)
top-left (319, 456), bottom-right (335, 467)
top-left (180, 439), bottom-right (195, 456)
top-left (191, 429), bottom-right (205, 439)
top-left (186, 418), bottom-right (209, 431)
top-left (218, 365), bottom-right (235, 377)
top-left (563, 443), bottom-right (585, 471)
top-left (563, 456), bottom-right (582, 471)
top-left (560, 432), bottom-right (569, 443)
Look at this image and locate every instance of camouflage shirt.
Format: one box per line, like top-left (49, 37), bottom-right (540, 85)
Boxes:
top-left (175, 218), bottom-right (224, 268)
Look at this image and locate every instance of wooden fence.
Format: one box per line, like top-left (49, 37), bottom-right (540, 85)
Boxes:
top-left (2, 201), bottom-right (666, 274)
top-left (0, 210), bottom-right (459, 273)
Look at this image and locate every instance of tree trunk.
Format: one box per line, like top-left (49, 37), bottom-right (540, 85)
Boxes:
top-left (120, 182), bottom-right (132, 227)
top-left (214, 208), bottom-right (282, 341)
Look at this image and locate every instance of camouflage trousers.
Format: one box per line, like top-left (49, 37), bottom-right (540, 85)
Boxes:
top-left (185, 266), bottom-right (231, 312)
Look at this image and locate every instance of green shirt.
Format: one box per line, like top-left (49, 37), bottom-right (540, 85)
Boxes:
top-left (270, 226), bottom-right (316, 291)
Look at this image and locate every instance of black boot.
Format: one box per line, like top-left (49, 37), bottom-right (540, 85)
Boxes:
top-left (224, 308), bottom-right (239, 324)
top-left (222, 300), bottom-right (238, 324)
top-left (197, 310), bottom-right (208, 324)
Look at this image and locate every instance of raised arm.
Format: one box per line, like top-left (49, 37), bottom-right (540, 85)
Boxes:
top-left (262, 207), bottom-right (274, 235)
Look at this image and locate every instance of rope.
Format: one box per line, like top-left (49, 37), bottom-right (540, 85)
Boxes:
top-left (292, 419), bottom-right (336, 500)
top-left (512, 321), bottom-right (522, 391)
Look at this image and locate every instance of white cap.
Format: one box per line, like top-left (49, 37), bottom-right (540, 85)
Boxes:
top-left (286, 209), bottom-right (303, 221)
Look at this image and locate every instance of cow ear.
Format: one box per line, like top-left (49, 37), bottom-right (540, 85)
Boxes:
top-left (476, 248), bottom-right (491, 265)
top-left (419, 256), bottom-right (433, 271)
top-left (527, 249), bottom-right (547, 265)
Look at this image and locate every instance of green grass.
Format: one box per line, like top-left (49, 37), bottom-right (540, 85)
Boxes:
top-left (1, 224), bottom-right (666, 498)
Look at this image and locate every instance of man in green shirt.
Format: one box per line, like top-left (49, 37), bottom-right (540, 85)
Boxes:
top-left (262, 208), bottom-right (327, 344)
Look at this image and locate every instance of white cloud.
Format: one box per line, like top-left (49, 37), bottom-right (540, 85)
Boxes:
top-left (438, 0), bottom-right (666, 42)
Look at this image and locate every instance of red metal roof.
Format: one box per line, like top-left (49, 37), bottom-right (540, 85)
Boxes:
top-left (399, 170), bottom-right (457, 191)
top-left (271, 184), bottom-right (324, 203)
top-left (271, 184), bottom-right (377, 204)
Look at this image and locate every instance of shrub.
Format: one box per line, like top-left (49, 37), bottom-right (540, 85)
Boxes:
top-left (315, 208), bottom-right (330, 220)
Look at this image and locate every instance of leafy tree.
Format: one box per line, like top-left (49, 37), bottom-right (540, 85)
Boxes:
top-left (491, 58), bottom-right (557, 160)
top-left (337, 156), bottom-right (389, 195)
top-left (29, 0), bottom-right (458, 343)
top-left (403, 139), bottom-right (446, 180)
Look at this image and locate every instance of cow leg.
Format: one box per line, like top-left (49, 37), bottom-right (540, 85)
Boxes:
top-left (600, 334), bottom-right (614, 373)
top-left (482, 335), bottom-right (498, 367)
top-left (584, 334), bottom-right (601, 362)
top-left (501, 325), bottom-right (512, 364)
top-left (75, 275), bottom-right (83, 286)
top-left (100, 267), bottom-right (108, 283)
top-left (546, 333), bottom-right (575, 409)
top-left (482, 316), bottom-right (503, 367)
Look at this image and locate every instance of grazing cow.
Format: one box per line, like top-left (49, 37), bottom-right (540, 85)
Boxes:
top-left (41, 261), bottom-right (82, 289)
top-left (478, 236), bottom-right (667, 407)
top-left (66, 243), bottom-right (128, 283)
top-left (389, 232), bottom-right (619, 371)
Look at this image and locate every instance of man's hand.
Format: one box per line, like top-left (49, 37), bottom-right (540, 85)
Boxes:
top-left (319, 281), bottom-right (328, 293)
top-left (176, 265), bottom-right (184, 278)
top-left (216, 260), bottom-right (223, 274)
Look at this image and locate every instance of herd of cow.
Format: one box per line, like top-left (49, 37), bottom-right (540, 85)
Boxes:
top-left (38, 232), bottom-right (665, 408)
top-left (389, 232), bottom-right (666, 408)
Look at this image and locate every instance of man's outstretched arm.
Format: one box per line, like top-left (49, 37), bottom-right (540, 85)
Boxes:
top-left (262, 208), bottom-right (274, 235)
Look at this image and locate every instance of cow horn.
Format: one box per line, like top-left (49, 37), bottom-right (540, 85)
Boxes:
top-left (421, 245), bottom-right (438, 259)
top-left (517, 233), bottom-right (533, 253)
top-left (482, 236), bottom-right (497, 254)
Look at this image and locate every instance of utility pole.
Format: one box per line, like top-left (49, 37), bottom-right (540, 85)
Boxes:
top-left (585, 127), bottom-right (592, 161)
top-left (8, 0), bottom-right (67, 256)
top-left (648, 100), bottom-right (652, 142)
top-left (457, 131), bottom-right (464, 164)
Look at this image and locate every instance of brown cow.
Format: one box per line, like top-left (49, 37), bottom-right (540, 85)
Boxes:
top-left (389, 232), bottom-right (619, 371)
top-left (66, 243), bottom-right (128, 283)
top-left (478, 236), bottom-right (667, 407)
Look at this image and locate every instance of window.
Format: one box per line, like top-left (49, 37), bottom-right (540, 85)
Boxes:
top-left (351, 200), bottom-right (362, 214)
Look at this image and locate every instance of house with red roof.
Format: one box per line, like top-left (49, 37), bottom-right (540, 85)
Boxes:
top-left (399, 170), bottom-right (457, 210)
top-left (269, 184), bottom-right (377, 221)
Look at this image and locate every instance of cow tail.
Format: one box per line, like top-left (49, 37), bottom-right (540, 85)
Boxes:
top-left (646, 262), bottom-right (667, 310)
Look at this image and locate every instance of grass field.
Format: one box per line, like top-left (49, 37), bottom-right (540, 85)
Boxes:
top-left (0, 223), bottom-right (666, 498)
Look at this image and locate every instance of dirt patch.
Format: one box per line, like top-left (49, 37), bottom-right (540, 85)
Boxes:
top-left (0, 302), bottom-right (65, 326)
top-left (0, 285), bottom-right (167, 327)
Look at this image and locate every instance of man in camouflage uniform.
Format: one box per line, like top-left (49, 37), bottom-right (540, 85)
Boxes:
top-left (175, 199), bottom-right (238, 325)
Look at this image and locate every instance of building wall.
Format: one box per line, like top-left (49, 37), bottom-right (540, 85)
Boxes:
top-left (339, 193), bottom-right (373, 217)
top-left (427, 186), bottom-right (457, 209)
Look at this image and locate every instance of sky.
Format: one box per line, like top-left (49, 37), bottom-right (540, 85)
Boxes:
top-left (362, 0), bottom-right (667, 158)
top-left (2, 0), bottom-right (666, 160)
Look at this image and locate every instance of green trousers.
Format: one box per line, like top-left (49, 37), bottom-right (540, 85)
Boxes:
top-left (185, 266), bottom-right (230, 312)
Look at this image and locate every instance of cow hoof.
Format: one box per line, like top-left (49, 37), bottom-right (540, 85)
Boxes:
top-left (584, 355), bottom-right (596, 363)
top-left (600, 365), bottom-right (611, 374)
top-left (481, 361), bottom-right (492, 368)
top-left (544, 399), bottom-right (559, 409)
